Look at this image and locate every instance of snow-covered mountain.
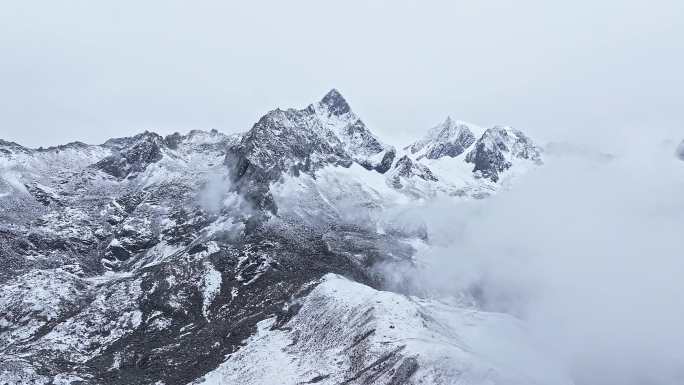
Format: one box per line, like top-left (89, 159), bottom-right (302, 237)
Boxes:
top-left (465, 126), bottom-right (542, 182)
top-left (0, 90), bottom-right (557, 385)
top-left (406, 117), bottom-right (479, 160)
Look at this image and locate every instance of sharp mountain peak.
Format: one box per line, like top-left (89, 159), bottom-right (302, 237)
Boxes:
top-left (319, 88), bottom-right (351, 116)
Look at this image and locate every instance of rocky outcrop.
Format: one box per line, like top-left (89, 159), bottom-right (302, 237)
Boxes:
top-left (227, 89), bottom-right (395, 211)
top-left (318, 90), bottom-right (395, 172)
top-left (388, 155), bottom-right (438, 188)
top-left (96, 132), bottom-right (165, 178)
top-left (465, 126), bottom-right (542, 182)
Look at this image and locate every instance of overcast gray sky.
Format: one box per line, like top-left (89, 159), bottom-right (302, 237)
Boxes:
top-left (1, 0), bottom-right (682, 148)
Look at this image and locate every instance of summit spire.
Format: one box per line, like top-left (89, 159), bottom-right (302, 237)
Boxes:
top-left (319, 88), bottom-right (351, 116)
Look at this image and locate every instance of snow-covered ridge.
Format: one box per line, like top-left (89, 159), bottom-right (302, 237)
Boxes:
top-left (0, 129), bottom-right (239, 179)
top-left (386, 120), bottom-right (542, 198)
top-left (197, 274), bottom-right (573, 385)
top-left (407, 116), bottom-right (481, 160)
top-left (1, 90), bottom-right (542, 204)
top-left (226, 89), bottom-right (543, 212)
top-left (314, 89), bottom-right (396, 171)
top-left (227, 89), bottom-right (395, 184)
top-left (465, 126), bottom-right (542, 182)
top-left (0, 129), bottom-right (240, 201)
top-left (0, 139), bottom-right (112, 173)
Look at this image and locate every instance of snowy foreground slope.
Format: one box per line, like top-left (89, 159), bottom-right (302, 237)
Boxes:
top-left (197, 274), bottom-right (571, 385)
top-left (0, 90), bottom-right (563, 384)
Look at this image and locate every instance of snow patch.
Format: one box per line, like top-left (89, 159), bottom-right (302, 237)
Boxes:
top-left (201, 262), bottom-right (222, 319)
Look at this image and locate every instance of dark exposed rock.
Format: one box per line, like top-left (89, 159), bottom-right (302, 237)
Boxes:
top-left (388, 357), bottom-right (419, 385)
top-left (466, 141), bottom-right (510, 182)
top-left (95, 132), bottom-right (164, 178)
top-left (388, 155), bottom-right (438, 188)
top-left (375, 147), bottom-right (396, 173)
top-left (226, 90), bottom-right (394, 211)
top-left (24, 183), bottom-right (60, 206)
top-left (164, 132), bottom-right (183, 149)
top-left (320, 88), bottom-right (351, 116)
top-left (465, 126), bottom-right (542, 182)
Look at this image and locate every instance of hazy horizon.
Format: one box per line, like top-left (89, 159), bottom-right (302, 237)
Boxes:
top-left (2, 0), bottom-right (682, 150)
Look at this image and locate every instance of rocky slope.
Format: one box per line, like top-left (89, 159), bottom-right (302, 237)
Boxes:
top-left (0, 90), bottom-right (554, 385)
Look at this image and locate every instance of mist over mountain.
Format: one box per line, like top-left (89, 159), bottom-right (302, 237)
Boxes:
top-left (1, 90), bottom-right (682, 385)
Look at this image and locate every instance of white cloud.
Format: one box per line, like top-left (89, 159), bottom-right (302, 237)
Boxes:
top-left (381, 141), bottom-right (684, 385)
top-left (1, 0), bottom-right (682, 148)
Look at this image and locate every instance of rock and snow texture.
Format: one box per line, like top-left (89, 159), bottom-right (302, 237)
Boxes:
top-left (0, 90), bottom-right (552, 385)
top-left (197, 274), bottom-right (572, 385)
top-left (228, 89), bottom-right (395, 179)
top-left (227, 89), bottom-right (397, 210)
top-left (465, 126), bottom-right (542, 182)
top-left (0, 269), bottom-right (92, 351)
top-left (391, 115), bottom-right (545, 198)
top-left (407, 117), bottom-right (479, 160)
top-left (387, 155), bottom-right (439, 189)
top-left (316, 89), bottom-right (396, 173)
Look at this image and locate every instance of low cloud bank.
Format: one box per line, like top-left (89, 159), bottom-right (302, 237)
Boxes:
top-left (385, 140), bottom-right (684, 384)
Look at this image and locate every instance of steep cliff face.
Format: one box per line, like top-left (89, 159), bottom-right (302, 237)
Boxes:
top-left (465, 126), bottom-right (542, 182)
top-left (388, 155), bottom-right (439, 188)
top-left (226, 89), bottom-right (396, 211)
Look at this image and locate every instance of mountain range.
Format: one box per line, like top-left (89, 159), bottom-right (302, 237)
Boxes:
top-left (0, 90), bottom-right (565, 385)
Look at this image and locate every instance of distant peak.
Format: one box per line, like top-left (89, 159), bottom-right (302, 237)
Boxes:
top-left (320, 88), bottom-right (351, 116)
top-left (0, 138), bottom-right (24, 148)
top-left (441, 117), bottom-right (476, 129)
top-left (676, 139), bottom-right (684, 161)
top-left (322, 88), bottom-right (344, 101)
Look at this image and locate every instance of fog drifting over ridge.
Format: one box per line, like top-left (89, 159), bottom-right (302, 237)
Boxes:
top-left (379, 140), bottom-right (684, 385)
